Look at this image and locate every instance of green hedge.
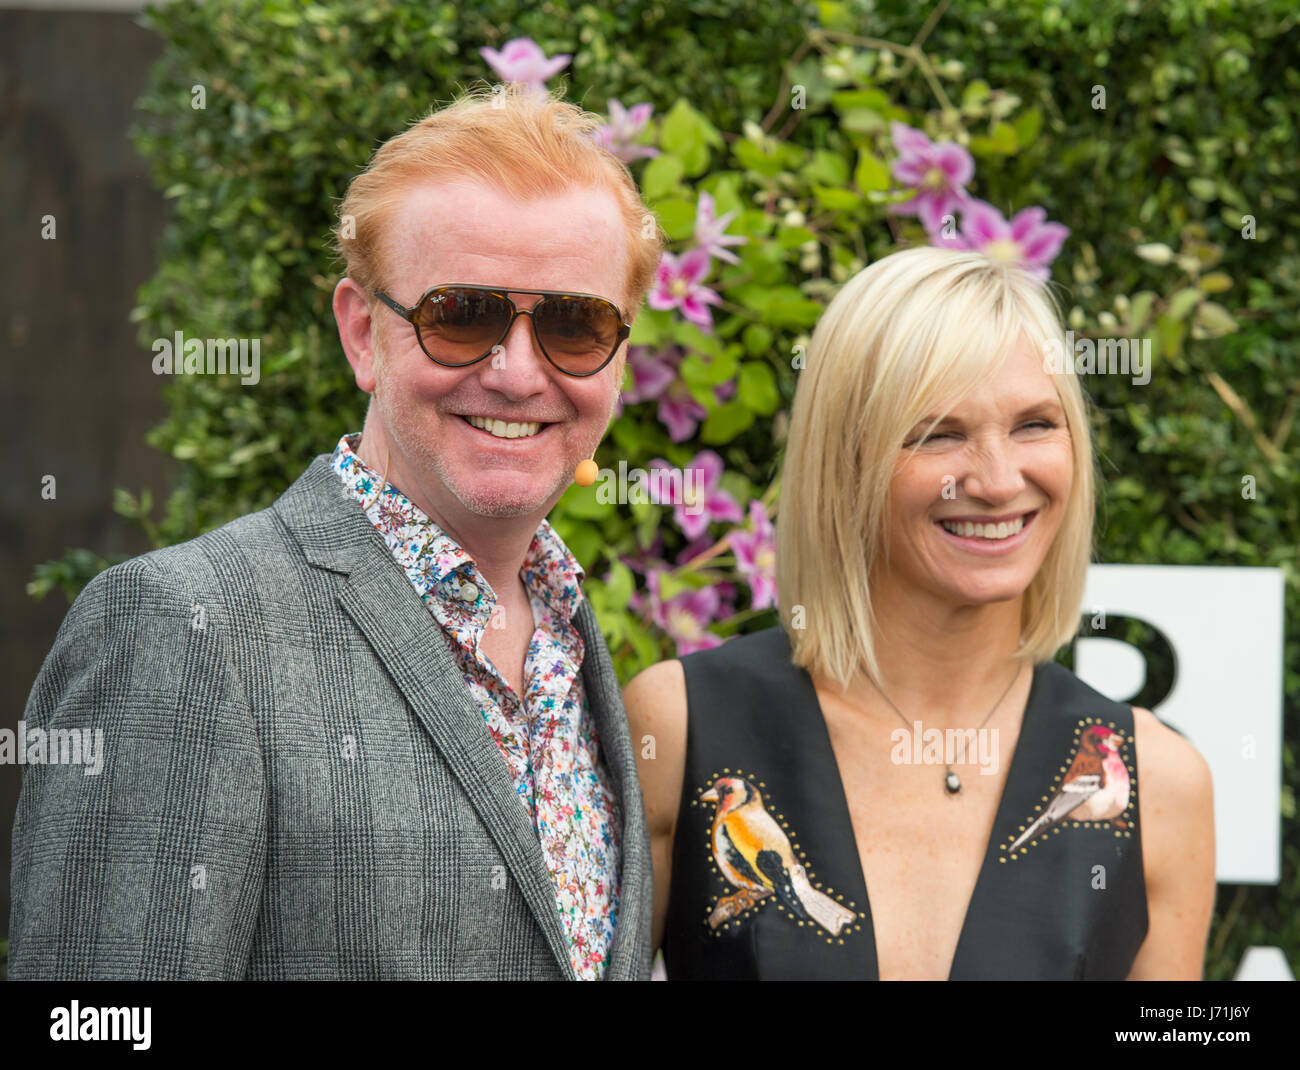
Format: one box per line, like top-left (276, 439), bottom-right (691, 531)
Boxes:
top-left (22, 0), bottom-right (1299, 981)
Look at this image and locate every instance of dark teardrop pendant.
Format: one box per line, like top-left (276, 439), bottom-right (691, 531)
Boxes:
top-left (945, 769), bottom-right (962, 794)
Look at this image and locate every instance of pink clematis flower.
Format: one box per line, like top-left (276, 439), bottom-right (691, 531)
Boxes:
top-left (615, 347), bottom-right (734, 441)
top-left (648, 450), bottom-right (744, 540)
top-left (932, 199), bottom-right (1069, 282)
top-left (889, 120), bottom-right (975, 234)
top-left (729, 499), bottom-right (777, 610)
top-left (647, 249), bottom-right (723, 333)
top-left (657, 384), bottom-right (709, 442)
top-left (479, 38), bottom-right (571, 97)
top-left (675, 535), bottom-right (716, 565)
top-left (619, 346), bottom-right (678, 407)
top-left (594, 100), bottom-right (659, 164)
top-left (694, 192), bottom-right (748, 265)
top-left (645, 570), bottom-right (725, 655)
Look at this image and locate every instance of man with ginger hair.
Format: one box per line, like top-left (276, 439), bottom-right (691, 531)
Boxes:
top-left (10, 84), bottom-right (661, 980)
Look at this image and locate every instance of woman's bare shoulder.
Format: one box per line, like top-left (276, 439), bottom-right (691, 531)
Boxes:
top-left (624, 659), bottom-right (688, 738)
top-left (623, 660), bottom-right (689, 835)
top-left (1130, 705), bottom-right (1214, 809)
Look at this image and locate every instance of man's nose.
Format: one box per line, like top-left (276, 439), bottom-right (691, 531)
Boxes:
top-left (478, 305), bottom-right (551, 397)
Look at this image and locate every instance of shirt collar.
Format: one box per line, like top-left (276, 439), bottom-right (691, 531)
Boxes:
top-left (330, 432), bottom-right (585, 621)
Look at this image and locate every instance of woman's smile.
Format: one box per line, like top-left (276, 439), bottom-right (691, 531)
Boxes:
top-left (934, 509), bottom-right (1039, 554)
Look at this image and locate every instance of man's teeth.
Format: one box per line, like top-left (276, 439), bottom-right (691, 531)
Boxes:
top-left (464, 415), bottom-right (543, 439)
top-left (940, 515), bottom-right (1026, 540)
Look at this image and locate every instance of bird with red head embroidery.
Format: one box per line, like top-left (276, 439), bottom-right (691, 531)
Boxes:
top-left (1008, 725), bottom-right (1131, 853)
top-left (700, 776), bottom-right (855, 935)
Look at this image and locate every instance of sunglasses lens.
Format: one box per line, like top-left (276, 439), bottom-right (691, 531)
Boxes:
top-left (411, 288), bottom-right (622, 373)
top-left (535, 296), bottom-right (622, 373)
top-left (415, 289), bottom-right (511, 365)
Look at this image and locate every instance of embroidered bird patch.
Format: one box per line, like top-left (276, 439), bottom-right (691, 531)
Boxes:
top-left (698, 775), bottom-right (856, 936)
top-left (1005, 722), bottom-right (1134, 856)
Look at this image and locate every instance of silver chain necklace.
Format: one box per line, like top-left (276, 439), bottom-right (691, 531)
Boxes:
top-left (867, 661), bottom-right (1023, 796)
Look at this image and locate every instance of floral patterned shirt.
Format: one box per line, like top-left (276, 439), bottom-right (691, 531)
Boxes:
top-left (330, 432), bottom-right (621, 979)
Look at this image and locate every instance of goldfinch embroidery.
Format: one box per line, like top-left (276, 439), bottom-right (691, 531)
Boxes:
top-left (1005, 721), bottom-right (1134, 857)
top-left (698, 774), bottom-right (856, 936)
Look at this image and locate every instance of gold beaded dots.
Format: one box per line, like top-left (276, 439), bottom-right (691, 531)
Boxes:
top-left (693, 767), bottom-right (862, 943)
top-left (999, 717), bottom-right (1137, 863)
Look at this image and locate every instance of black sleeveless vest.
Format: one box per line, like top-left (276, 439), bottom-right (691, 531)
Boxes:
top-left (663, 626), bottom-right (1148, 980)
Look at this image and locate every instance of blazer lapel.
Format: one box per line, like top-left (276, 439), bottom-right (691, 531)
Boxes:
top-left (273, 454), bottom-right (576, 979)
top-left (574, 598), bottom-right (652, 981)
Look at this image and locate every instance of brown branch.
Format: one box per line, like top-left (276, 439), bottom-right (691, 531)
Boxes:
top-left (1205, 371), bottom-right (1281, 465)
top-left (812, 30), bottom-right (954, 114)
top-left (899, 0), bottom-right (955, 78)
top-left (761, 36), bottom-right (818, 133)
top-left (1271, 391), bottom-right (1297, 453)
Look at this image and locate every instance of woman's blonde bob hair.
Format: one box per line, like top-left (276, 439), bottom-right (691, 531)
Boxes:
top-left (776, 246), bottom-right (1095, 693)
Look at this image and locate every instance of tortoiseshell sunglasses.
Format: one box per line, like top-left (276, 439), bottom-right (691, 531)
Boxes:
top-left (374, 284), bottom-right (630, 377)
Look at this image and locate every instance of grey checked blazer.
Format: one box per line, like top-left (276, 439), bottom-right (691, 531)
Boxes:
top-left (9, 454), bottom-right (653, 979)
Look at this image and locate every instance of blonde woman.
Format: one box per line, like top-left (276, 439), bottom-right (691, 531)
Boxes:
top-left (624, 247), bottom-right (1215, 980)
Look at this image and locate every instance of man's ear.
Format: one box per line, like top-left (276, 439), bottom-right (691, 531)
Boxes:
top-left (334, 277), bottom-right (381, 393)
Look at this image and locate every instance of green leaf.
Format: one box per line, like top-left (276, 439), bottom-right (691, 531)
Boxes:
top-left (777, 225), bottom-right (818, 249)
top-left (763, 295), bottom-right (823, 328)
top-left (563, 523), bottom-right (603, 570)
top-left (1196, 301), bottom-right (1238, 333)
top-left (659, 100), bottom-right (702, 157)
top-left (628, 307), bottom-right (672, 346)
top-left (632, 499), bottom-right (661, 547)
top-left (680, 354), bottom-right (710, 387)
top-left (853, 150), bottom-right (890, 192)
top-left (655, 569), bottom-right (693, 603)
top-left (642, 155), bottom-right (685, 200)
top-left (699, 174), bottom-right (743, 217)
top-left (733, 139), bottom-right (784, 177)
top-left (1166, 288), bottom-right (1202, 321)
top-left (681, 348), bottom-right (736, 387)
top-left (961, 80), bottom-right (991, 110)
top-left (969, 120), bottom-right (1017, 156)
top-left (743, 324), bottom-right (773, 356)
top-left (1127, 291), bottom-right (1156, 330)
top-left (737, 362), bottom-right (780, 415)
top-left (1135, 242), bottom-right (1175, 265)
top-left (604, 559), bottom-right (635, 611)
top-left (1197, 272), bottom-right (1233, 294)
top-left (838, 108), bottom-right (885, 135)
top-left (227, 442), bottom-right (265, 466)
top-left (1012, 107), bottom-right (1042, 148)
top-left (557, 481), bottom-right (608, 520)
top-left (1155, 313), bottom-right (1186, 357)
top-left (113, 488), bottom-right (139, 517)
top-left (700, 400), bottom-right (755, 444)
top-left (813, 186), bottom-right (862, 211)
top-left (831, 88), bottom-right (891, 113)
top-left (659, 100), bottom-right (717, 177)
top-left (801, 149), bottom-right (849, 187)
top-left (652, 196), bottom-right (696, 240)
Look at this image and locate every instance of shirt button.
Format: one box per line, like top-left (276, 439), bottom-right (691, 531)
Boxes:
top-left (457, 582), bottom-right (479, 603)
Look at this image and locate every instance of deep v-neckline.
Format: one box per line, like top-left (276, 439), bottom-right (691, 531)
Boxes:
top-left (803, 662), bottom-right (1045, 981)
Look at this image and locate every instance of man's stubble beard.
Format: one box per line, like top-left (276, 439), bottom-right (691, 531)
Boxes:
top-left (368, 340), bottom-right (611, 520)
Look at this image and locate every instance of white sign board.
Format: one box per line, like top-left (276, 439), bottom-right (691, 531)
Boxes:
top-left (1077, 564), bottom-right (1284, 885)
